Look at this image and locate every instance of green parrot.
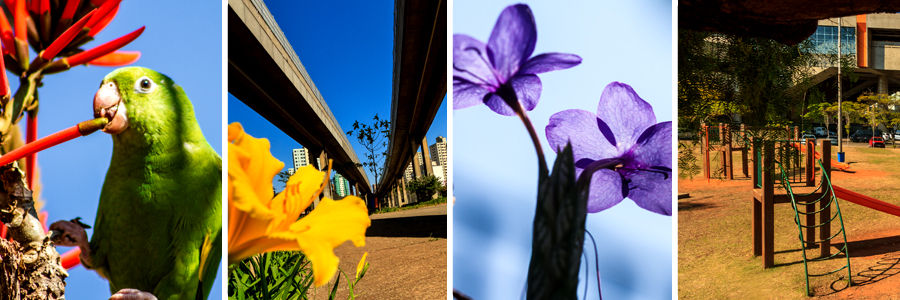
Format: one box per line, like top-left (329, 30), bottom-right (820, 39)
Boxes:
top-left (51, 67), bottom-right (221, 300)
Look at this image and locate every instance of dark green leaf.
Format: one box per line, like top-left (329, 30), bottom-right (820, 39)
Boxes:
top-left (526, 143), bottom-right (588, 300)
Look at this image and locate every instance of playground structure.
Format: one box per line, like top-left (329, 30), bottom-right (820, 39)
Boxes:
top-left (703, 123), bottom-right (851, 181)
top-left (752, 139), bottom-right (850, 296)
top-left (752, 138), bottom-right (900, 295)
top-left (702, 123), bottom-right (810, 180)
top-left (700, 123), bottom-right (750, 180)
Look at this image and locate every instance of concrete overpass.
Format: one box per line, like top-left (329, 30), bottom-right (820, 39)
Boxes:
top-left (228, 0), bottom-right (371, 199)
top-left (376, 0), bottom-right (447, 207)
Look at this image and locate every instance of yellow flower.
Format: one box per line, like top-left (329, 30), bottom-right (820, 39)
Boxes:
top-left (356, 252), bottom-right (368, 280)
top-left (227, 122), bottom-right (371, 287)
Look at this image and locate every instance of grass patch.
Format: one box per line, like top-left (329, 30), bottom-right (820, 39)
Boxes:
top-left (373, 197), bottom-right (447, 214)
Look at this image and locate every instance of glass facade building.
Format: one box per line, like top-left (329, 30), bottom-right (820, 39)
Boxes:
top-left (810, 25), bottom-right (856, 55)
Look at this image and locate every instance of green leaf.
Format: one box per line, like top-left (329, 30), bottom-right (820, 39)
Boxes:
top-left (526, 142), bottom-right (587, 300)
top-left (329, 270), bottom-right (341, 300)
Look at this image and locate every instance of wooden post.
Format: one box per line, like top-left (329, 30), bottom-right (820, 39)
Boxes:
top-left (719, 123), bottom-right (727, 178)
top-left (821, 140), bottom-right (832, 257)
top-left (725, 124), bottom-right (734, 180)
top-left (762, 141), bottom-right (775, 268)
top-left (741, 124), bottom-right (749, 177)
top-left (806, 138), bottom-right (815, 187)
top-left (805, 138), bottom-right (815, 249)
top-left (702, 123), bottom-right (710, 180)
top-left (752, 139), bottom-right (762, 256)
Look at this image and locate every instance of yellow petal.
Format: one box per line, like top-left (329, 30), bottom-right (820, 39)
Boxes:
top-left (270, 196), bottom-right (370, 286)
top-left (228, 122), bottom-right (244, 143)
top-left (267, 165), bottom-right (326, 233)
top-left (228, 236), bottom-right (299, 265)
top-left (227, 122), bottom-right (284, 249)
top-left (229, 122), bottom-right (284, 207)
top-left (356, 252), bottom-right (368, 279)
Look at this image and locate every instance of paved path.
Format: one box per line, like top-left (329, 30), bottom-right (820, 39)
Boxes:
top-left (311, 204), bottom-right (447, 299)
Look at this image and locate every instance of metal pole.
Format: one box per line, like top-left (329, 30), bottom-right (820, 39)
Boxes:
top-left (838, 17), bottom-right (845, 161)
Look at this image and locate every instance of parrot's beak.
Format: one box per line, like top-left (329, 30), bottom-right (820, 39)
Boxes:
top-left (93, 81), bottom-right (128, 134)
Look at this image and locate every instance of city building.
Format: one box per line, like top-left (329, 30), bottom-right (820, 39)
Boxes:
top-left (292, 147), bottom-right (310, 170)
top-left (288, 168), bottom-right (294, 176)
top-left (429, 136), bottom-right (447, 184)
top-left (808, 14), bottom-right (900, 99)
top-left (404, 151), bottom-right (427, 183)
top-left (332, 173), bottom-right (351, 197)
top-left (431, 161), bottom-right (445, 184)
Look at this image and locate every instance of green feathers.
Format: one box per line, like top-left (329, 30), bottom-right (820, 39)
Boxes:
top-left (89, 67), bottom-right (222, 300)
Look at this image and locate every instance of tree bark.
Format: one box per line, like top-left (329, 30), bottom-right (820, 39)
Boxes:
top-left (0, 165), bottom-right (66, 300)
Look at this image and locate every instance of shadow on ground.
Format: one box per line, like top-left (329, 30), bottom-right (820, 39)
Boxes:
top-left (367, 215), bottom-right (447, 238)
top-left (678, 196), bottom-right (717, 211)
top-left (838, 235), bottom-right (900, 258)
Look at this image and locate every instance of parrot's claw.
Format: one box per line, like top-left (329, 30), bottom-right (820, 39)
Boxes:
top-left (49, 220), bottom-right (89, 248)
top-left (109, 289), bottom-right (158, 300)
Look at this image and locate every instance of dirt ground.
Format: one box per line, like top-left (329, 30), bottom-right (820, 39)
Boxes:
top-left (679, 143), bottom-right (900, 299)
top-left (308, 205), bottom-right (447, 299)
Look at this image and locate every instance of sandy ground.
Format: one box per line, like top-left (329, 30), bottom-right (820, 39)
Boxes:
top-left (679, 143), bottom-right (900, 299)
top-left (309, 205), bottom-right (448, 299)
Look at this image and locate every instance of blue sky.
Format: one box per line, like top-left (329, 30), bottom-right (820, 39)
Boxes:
top-left (35, 1), bottom-right (222, 298)
top-left (452, 1), bottom-right (673, 299)
top-left (228, 0), bottom-right (448, 191)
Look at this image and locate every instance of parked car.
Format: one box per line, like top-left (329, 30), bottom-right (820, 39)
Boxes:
top-left (883, 130), bottom-right (900, 141)
top-left (801, 134), bottom-right (817, 145)
top-left (851, 130), bottom-right (882, 142)
top-left (814, 127), bottom-right (828, 137)
top-left (828, 136), bottom-right (838, 145)
top-left (870, 137), bottom-right (886, 148)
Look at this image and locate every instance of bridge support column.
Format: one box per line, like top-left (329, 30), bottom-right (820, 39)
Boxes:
top-left (390, 184), bottom-right (396, 208)
top-left (394, 183), bottom-right (401, 207)
top-left (411, 144), bottom-right (422, 179)
top-left (421, 136), bottom-right (434, 177)
top-left (401, 176), bottom-right (410, 204)
top-left (313, 150), bottom-right (329, 207)
top-left (386, 185), bottom-right (392, 208)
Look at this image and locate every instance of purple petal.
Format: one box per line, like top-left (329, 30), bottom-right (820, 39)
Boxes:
top-left (487, 4), bottom-right (537, 80)
top-left (519, 53), bottom-right (582, 75)
top-left (596, 82), bottom-right (656, 152)
top-left (546, 109), bottom-right (618, 162)
top-left (511, 74), bottom-right (541, 111)
top-left (625, 122), bottom-right (672, 215)
top-left (483, 94), bottom-right (515, 116)
top-left (631, 122), bottom-right (672, 169)
top-left (625, 170), bottom-right (672, 216)
top-left (483, 74), bottom-right (541, 116)
top-left (453, 34), bottom-right (500, 88)
top-left (453, 80), bottom-right (491, 110)
top-left (586, 169), bottom-right (625, 213)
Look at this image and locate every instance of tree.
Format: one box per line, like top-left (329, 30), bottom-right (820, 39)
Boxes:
top-left (407, 175), bottom-right (442, 203)
top-left (276, 170), bottom-right (291, 191)
top-left (346, 114), bottom-right (390, 190)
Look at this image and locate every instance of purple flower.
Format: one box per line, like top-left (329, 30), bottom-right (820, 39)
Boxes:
top-left (545, 82), bottom-right (672, 215)
top-left (453, 4), bottom-right (581, 116)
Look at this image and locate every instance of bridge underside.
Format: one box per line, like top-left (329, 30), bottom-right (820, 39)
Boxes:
top-left (376, 0), bottom-right (447, 201)
top-left (228, 2), bottom-right (371, 195)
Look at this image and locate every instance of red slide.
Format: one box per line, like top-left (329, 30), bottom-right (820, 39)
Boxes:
top-left (792, 143), bottom-right (851, 171)
top-left (832, 185), bottom-right (900, 217)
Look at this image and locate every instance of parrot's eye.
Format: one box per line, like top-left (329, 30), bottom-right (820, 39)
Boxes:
top-left (134, 76), bottom-right (156, 94)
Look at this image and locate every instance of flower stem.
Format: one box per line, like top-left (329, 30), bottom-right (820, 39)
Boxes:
top-left (496, 84), bottom-right (548, 176)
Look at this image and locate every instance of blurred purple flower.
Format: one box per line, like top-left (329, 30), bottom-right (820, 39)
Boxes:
top-left (453, 4), bottom-right (581, 116)
top-left (545, 82), bottom-right (672, 215)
